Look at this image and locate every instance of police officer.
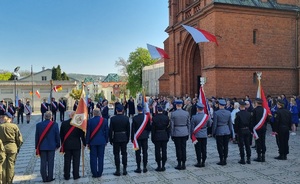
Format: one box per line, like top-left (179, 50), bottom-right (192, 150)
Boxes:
top-left (170, 99), bottom-right (190, 170)
top-left (17, 99), bottom-right (24, 124)
top-left (40, 99), bottom-right (49, 121)
top-left (234, 101), bottom-right (252, 164)
top-left (273, 99), bottom-right (292, 160)
top-left (0, 113), bottom-right (23, 184)
top-left (212, 99), bottom-right (233, 166)
top-left (190, 102), bottom-right (212, 168)
top-left (59, 98), bottom-right (67, 122)
top-left (109, 105), bottom-right (130, 176)
top-left (131, 104), bottom-right (151, 173)
top-left (50, 98), bottom-right (58, 122)
top-left (151, 105), bottom-right (170, 171)
top-left (252, 98), bottom-right (268, 162)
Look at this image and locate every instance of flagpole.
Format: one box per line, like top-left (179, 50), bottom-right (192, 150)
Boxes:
top-left (81, 81), bottom-right (85, 177)
top-left (31, 65), bottom-right (34, 112)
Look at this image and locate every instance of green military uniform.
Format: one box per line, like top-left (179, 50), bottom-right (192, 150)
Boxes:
top-left (0, 121), bottom-right (23, 184)
top-left (0, 139), bottom-right (5, 184)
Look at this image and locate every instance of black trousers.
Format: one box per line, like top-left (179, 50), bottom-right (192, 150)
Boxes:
top-left (238, 133), bottom-right (251, 159)
top-left (154, 141), bottom-right (168, 163)
top-left (60, 111), bottom-right (65, 122)
top-left (63, 149), bottom-right (81, 179)
top-left (276, 127), bottom-right (289, 156)
top-left (17, 112), bottom-right (23, 123)
top-left (113, 142), bottom-right (128, 166)
top-left (40, 150), bottom-right (55, 182)
top-left (41, 112), bottom-right (45, 121)
top-left (255, 130), bottom-right (266, 154)
top-left (52, 111), bottom-right (57, 122)
top-left (216, 135), bottom-right (230, 160)
top-left (135, 139), bottom-right (148, 165)
top-left (173, 136), bottom-right (188, 162)
top-left (194, 138), bottom-right (207, 163)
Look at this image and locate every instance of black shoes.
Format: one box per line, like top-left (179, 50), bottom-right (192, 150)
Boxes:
top-left (238, 159), bottom-right (246, 165)
top-left (134, 168), bottom-right (142, 173)
top-left (274, 155), bottom-right (287, 160)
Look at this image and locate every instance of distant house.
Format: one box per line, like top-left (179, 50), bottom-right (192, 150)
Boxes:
top-left (142, 59), bottom-right (164, 96)
top-left (101, 73), bottom-right (127, 101)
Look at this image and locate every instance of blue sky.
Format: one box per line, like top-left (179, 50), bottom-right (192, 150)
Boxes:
top-left (0, 0), bottom-right (168, 75)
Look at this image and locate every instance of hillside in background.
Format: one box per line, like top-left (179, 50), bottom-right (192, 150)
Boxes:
top-left (68, 73), bottom-right (106, 82)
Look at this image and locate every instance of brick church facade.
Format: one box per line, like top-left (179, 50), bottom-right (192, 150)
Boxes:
top-left (159, 0), bottom-right (300, 98)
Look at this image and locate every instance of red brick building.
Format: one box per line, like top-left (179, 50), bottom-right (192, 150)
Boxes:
top-left (159, 0), bottom-right (300, 98)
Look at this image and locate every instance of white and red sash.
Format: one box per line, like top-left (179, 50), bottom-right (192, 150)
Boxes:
top-left (25, 105), bottom-right (31, 114)
top-left (59, 102), bottom-right (65, 109)
top-left (133, 114), bottom-right (149, 150)
top-left (0, 105), bottom-right (5, 112)
top-left (42, 103), bottom-right (47, 110)
top-left (192, 114), bottom-right (209, 144)
top-left (52, 102), bottom-right (57, 109)
top-left (9, 107), bottom-right (14, 114)
top-left (253, 108), bottom-right (267, 140)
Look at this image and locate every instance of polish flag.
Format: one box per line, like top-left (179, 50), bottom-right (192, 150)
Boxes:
top-left (182, 25), bottom-right (218, 45)
top-left (147, 44), bottom-right (170, 59)
top-left (35, 90), bottom-right (41, 98)
top-left (70, 87), bottom-right (88, 132)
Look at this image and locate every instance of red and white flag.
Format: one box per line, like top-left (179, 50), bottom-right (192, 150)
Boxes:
top-left (198, 86), bottom-right (209, 115)
top-left (35, 90), bottom-right (41, 98)
top-left (147, 44), bottom-right (170, 59)
top-left (70, 88), bottom-right (88, 132)
top-left (182, 24), bottom-right (218, 45)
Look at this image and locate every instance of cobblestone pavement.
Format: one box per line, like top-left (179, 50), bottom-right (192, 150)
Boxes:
top-left (12, 112), bottom-right (300, 184)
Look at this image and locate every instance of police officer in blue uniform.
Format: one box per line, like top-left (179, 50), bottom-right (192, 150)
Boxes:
top-left (170, 99), bottom-right (190, 170)
top-left (212, 99), bottom-right (233, 166)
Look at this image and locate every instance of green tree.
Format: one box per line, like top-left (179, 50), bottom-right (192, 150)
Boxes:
top-left (0, 72), bottom-right (13, 80)
top-left (51, 67), bottom-right (57, 80)
top-left (51, 65), bottom-right (69, 80)
top-left (56, 65), bottom-right (62, 80)
top-left (61, 72), bottom-right (69, 80)
top-left (111, 94), bottom-right (116, 102)
top-left (69, 88), bottom-right (82, 100)
top-left (126, 47), bottom-right (156, 96)
top-left (94, 90), bottom-right (105, 102)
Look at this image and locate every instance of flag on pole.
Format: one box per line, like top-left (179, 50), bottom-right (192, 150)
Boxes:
top-left (15, 95), bottom-right (19, 107)
top-left (198, 86), bottom-right (210, 115)
top-left (147, 44), bottom-right (170, 59)
top-left (35, 90), bottom-right (41, 98)
top-left (29, 91), bottom-right (33, 96)
top-left (70, 87), bottom-right (88, 132)
top-left (182, 24), bottom-right (218, 45)
top-left (53, 85), bottom-right (63, 92)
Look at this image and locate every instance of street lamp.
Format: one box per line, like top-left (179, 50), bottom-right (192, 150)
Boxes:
top-left (12, 66), bottom-right (20, 105)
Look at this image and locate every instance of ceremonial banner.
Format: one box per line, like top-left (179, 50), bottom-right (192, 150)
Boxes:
top-left (198, 86), bottom-right (210, 115)
top-left (70, 87), bottom-right (88, 132)
top-left (182, 24), bottom-right (218, 45)
top-left (53, 85), bottom-right (63, 92)
top-left (147, 44), bottom-right (170, 59)
top-left (35, 90), bottom-right (41, 98)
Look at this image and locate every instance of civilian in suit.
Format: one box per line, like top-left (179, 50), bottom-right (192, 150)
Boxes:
top-left (7, 102), bottom-right (16, 122)
top-left (17, 99), bottom-right (24, 124)
top-left (131, 104), bottom-right (151, 173)
top-left (212, 99), bottom-right (233, 166)
top-left (170, 99), bottom-right (190, 170)
top-left (87, 98), bottom-right (94, 119)
top-left (59, 99), bottom-right (67, 122)
top-left (190, 103), bottom-right (212, 168)
top-left (0, 100), bottom-right (6, 116)
top-left (109, 105), bottom-right (130, 176)
top-left (151, 106), bottom-right (170, 172)
top-left (50, 98), bottom-right (58, 122)
top-left (60, 111), bottom-right (86, 180)
top-left (101, 100), bottom-right (109, 120)
top-left (40, 99), bottom-right (49, 121)
top-left (35, 111), bottom-right (60, 182)
top-left (86, 108), bottom-right (108, 178)
top-left (127, 97), bottom-right (135, 118)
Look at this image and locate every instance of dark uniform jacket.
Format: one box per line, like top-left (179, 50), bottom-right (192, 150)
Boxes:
top-left (58, 101), bottom-right (66, 112)
top-left (60, 119), bottom-right (86, 150)
top-left (86, 116), bottom-right (108, 145)
top-left (151, 113), bottom-right (170, 142)
top-left (131, 113), bottom-right (151, 141)
top-left (102, 106), bottom-right (109, 119)
top-left (50, 101), bottom-right (58, 112)
top-left (109, 114), bottom-right (130, 143)
top-left (35, 120), bottom-right (60, 150)
top-left (0, 122), bottom-right (23, 153)
top-left (18, 103), bottom-right (24, 113)
top-left (234, 110), bottom-right (252, 134)
top-left (73, 102), bottom-right (78, 111)
top-left (251, 106), bottom-right (267, 132)
top-left (8, 105), bottom-right (16, 116)
top-left (0, 104), bottom-right (6, 115)
top-left (40, 102), bottom-right (49, 114)
top-left (273, 108), bottom-right (292, 133)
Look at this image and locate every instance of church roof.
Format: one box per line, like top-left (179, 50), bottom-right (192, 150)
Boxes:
top-left (102, 73), bottom-right (120, 82)
top-left (214, 0), bottom-right (300, 11)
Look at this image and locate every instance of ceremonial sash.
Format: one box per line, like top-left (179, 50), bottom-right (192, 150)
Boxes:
top-left (59, 102), bottom-right (65, 109)
top-left (253, 108), bottom-right (267, 140)
top-left (0, 105), bottom-right (5, 112)
top-left (42, 103), bottom-right (47, 110)
top-left (192, 114), bottom-right (209, 144)
top-left (52, 102), bottom-right (57, 109)
top-left (133, 114), bottom-right (149, 150)
top-left (25, 105), bottom-right (31, 114)
top-left (9, 107), bottom-right (14, 114)
top-left (36, 121), bottom-right (54, 156)
top-left (90, 117), bottom-right (104, 141)
top-left (60, 126), bottom-right (76, 153)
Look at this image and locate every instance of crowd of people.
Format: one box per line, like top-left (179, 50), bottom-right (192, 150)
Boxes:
top-left (0, 93), bottom-right (299, 183)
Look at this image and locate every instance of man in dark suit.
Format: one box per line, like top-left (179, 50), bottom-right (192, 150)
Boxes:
top-left (101, 100), bottom-right (109, 120)
top-left (109, 105), bottom-right (130, 176)
top-left (40, 99), bottom-right (49, 121)
top-left (73, 100), bottom-right (78, 111)
top-left (60, 111), bottom-right (86, 180)
top-left (131, 104), bottom-right (151, 173)
top-left (35, 111), bottom-right (60, 182)
top-left (59, 98), bottom-right (67, 122)
top-left (16, 99), bottom-right (24, 124)
top-left (151, 105), bottom-right (170, 171)
top-left (87, 98), bottom-right (94, 119)
top-left (50, 98), bottom-right (58, 122)
top-left (0, 100), bottom-right (6, 116)
top-left (86, 108), bottom-right (108, 178)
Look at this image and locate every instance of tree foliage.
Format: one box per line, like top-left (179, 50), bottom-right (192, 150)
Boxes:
top-left (0, 72), bottom-right (13, 80)
top-left (126, 47), bottom-right (156, 96)
top-left (51, 65), bottom-right (69, 80)
top-left (69, 88), bottom-right (82, 100)
top-left (94, 90), bottom-right (106, 102)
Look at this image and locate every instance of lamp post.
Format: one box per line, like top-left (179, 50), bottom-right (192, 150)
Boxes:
top-left (12, 66), bottom-right (20, 106)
